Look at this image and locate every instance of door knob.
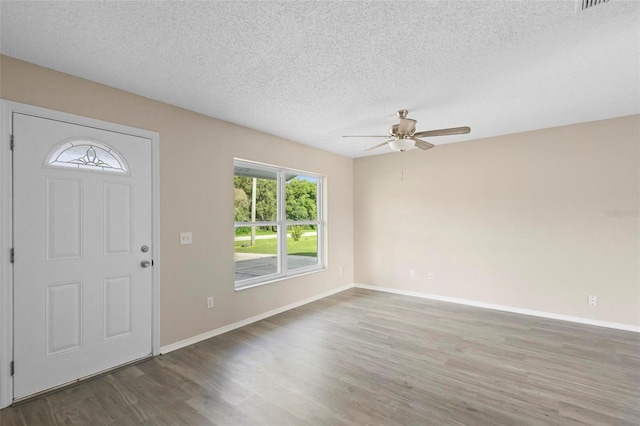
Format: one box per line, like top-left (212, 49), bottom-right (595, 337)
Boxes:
top-left (141, 260), bottom-right (151, 268)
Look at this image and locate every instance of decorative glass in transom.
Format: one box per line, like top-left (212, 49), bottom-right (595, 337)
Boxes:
top-left (46, 140), bottom-right (129, 174)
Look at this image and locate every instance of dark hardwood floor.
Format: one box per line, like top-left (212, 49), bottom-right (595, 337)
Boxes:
top-left (1, 288), bottom-right (639, 425)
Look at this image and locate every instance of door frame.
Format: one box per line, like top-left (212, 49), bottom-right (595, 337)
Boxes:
top-left (0, 100), bottom-right (161, 408)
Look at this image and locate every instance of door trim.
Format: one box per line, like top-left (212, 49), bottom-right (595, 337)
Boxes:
top-left (0, 100), bottom-right (161, 408)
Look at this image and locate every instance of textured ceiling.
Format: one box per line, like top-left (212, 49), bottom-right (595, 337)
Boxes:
top-left (1, 1), bottom-right (638, 157)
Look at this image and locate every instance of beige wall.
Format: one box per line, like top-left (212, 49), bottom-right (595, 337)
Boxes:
top-left (1, 54), bottom-right (637, 336)
top-left (0, 56), bottom-right (354, 346)
top-left (354, 115), bottom-right (640, 327)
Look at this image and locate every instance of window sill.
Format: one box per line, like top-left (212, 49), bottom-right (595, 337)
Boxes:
top-left (234, 266), bottom-right (326, 292)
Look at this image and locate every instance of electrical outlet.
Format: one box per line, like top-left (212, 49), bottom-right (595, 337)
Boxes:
top-left (207, 296), bottom-right (214, 309)
top-left (180, 232), bottom-right (193, 245)
top-left (339, 266), bottom-right (344, 275)
top-left (428, 272), bottom-right (434, 280)
top-left (409, 269), bottom-right (415, 278)
top-left (588, 295), bottom-right (597, 306)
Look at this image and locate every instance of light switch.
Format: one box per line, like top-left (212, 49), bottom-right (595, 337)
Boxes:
top-left (180, 232), bottom-right (193, 245)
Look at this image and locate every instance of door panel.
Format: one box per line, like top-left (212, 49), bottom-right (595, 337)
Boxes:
top-left (104, 182), bottom-right (133, 256)
top-left (13, 113), bottom-right (153, 399)
top-left (45, 281), bottom-right (82, 355)
top-left (46, 177), bottom-right (83, 260)
top-left (104, 275), bottom-right (133, 340)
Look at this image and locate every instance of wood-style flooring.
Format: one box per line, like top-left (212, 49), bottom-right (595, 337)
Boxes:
top-left (1, 288), bottom-right (639, 425)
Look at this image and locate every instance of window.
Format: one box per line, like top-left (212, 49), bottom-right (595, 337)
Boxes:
top-left (234, 159), bottom-right (324, 289)
top-left (46, 140), bottom-right (129, 174)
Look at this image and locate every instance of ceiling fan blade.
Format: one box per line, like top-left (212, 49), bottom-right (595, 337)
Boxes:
top-left (364, 141), bottom-right (392, 152)
top-left (413, 126), bottom-right (471, 138)
top-left (411, 137), bottom-right (435, 150)
top-left (342, 135), bottom-right (389, 138)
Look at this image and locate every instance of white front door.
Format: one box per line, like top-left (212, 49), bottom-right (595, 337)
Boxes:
top-left (12, 113), bottom-right (153, 399)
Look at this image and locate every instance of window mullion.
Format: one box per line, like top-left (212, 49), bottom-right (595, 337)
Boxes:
top-left (317, 177), bottom-right (323, 267)
top-left (278, 169), bottom-right (288, 276)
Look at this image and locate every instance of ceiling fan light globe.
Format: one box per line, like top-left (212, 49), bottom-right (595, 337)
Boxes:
top-left (389, 138), bottom-right (415, 152)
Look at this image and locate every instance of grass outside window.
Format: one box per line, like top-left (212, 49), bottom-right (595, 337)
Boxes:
top-left (234, 235), bottom-right (317, 257)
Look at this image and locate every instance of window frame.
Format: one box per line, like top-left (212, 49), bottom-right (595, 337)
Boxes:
top-left (234, 159), bottom-right (324, 290)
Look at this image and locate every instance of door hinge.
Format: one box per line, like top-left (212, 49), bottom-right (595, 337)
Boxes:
top-left (10, 248), bottom-right (14, 263)
top-left (10, 361), bottom-right (14, 376)
top-left (10, 135), bottom-right (14, 151)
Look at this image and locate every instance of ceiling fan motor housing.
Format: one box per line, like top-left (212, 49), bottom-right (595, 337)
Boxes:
top-left (390, 120), bottom-right (417, 138)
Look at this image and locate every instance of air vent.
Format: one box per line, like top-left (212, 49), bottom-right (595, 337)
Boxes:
top-left (581, 0), bottom-right (610, 10)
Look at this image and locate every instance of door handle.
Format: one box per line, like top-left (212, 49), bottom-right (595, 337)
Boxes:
top-left (141, 260), bottom-right (151, 268)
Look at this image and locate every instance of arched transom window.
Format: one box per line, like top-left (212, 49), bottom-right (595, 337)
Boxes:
top-left (46, 140), bottom-right (129, 174)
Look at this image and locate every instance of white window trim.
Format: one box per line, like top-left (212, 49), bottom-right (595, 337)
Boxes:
top-left (234, 159), bottom-right (324, 290)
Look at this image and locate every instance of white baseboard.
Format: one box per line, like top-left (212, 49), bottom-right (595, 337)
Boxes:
top-left (160, 283), bottom-right (355, 354)
top-left (161, 281), bottom-right (638, 355)
top-left (354, 283), bottom-right (640, 333)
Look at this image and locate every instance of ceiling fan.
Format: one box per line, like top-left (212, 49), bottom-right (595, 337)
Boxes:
top-left (343, 110), bottom-right (470, 152)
